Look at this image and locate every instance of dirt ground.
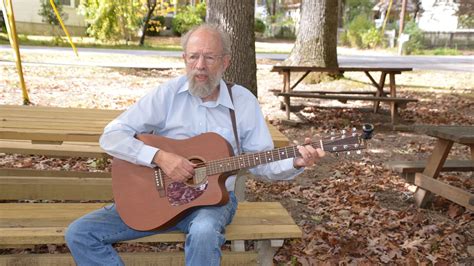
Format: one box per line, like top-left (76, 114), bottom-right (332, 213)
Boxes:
top-left (0, 54), bottom-right (473, 264)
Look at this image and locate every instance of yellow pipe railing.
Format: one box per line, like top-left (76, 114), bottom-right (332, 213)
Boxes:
top-left (49, 0), bottom-right (78, 57)
top-left (2, 0), bottom-right (30, 105)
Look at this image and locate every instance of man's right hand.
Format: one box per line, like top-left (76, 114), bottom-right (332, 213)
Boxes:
top-left (153, 150), bottom-right (196, 182)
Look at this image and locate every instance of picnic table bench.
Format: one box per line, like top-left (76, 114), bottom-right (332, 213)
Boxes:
top-left (270, 66), bottom-right (417, 124)
top-left (387, 126), bottom-right (474, 211)
top-left (0, 105), bottom-right (299, 265)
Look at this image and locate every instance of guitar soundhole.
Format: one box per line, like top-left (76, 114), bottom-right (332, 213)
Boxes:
top-left (167, 181), bottom-right (208, 206)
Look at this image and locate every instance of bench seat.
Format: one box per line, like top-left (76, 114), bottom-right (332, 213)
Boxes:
top-left (0, 202), bottom-right (301, 265)
top-left (386, 159), bottom-right (474, 182)
top-left (0, 167), bottom-right (301, 265)
top-left (276, 92), bottom-right (417, 105)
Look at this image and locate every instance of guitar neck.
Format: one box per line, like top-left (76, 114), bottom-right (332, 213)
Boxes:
top-left (205, 142), bottom-right (320, 175)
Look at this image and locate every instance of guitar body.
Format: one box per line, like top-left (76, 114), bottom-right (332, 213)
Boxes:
top-left (112, 133), bottom-right (235, 231)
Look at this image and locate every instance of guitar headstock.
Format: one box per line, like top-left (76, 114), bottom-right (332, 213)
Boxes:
top-left (321, 124), bottom-right (374, 155)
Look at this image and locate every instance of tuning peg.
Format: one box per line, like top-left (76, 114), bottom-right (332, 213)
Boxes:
top-left (356, 150), bottom-right (361, 154)
top-left (347, 151), bottom-right (351, 155)
top-left (341, 129), bottom-right (347, 134)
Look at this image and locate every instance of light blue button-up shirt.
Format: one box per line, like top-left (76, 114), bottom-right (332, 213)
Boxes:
top-left (99, 75), bottom-right (303, 191)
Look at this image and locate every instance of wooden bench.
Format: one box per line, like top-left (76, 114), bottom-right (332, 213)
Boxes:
top-left (270, 66), bottom-right (416, 124)
top-left (0, 105), bottom-right (297, 265)
top-left (0, 168), bottom-right (300, 265)
top-left (386, 160), bottom-right (474, 183)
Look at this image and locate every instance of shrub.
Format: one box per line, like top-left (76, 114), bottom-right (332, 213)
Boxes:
top-left (255, 18), bottom-right (266, 33)
top-left (403, 21), bottom-right (423, 54)
top-left (361, 27), bottom-right (384, 48)
top-left (346, 14), bottom-right (372, 48)
top-left (172, 3), bottom-right (205, 36)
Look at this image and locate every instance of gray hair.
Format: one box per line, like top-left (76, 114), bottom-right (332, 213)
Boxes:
top-left (181, 24), bottom-right (231, 55)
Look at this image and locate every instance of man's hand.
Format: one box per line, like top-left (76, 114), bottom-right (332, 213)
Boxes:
top-left (153, 150), bottom-right (196, 182)
top-left (293, 138), bottom-right (325, 169)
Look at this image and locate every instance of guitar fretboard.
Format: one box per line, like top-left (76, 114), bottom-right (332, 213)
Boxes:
top-left (205, 142), bottom-right (321, 175)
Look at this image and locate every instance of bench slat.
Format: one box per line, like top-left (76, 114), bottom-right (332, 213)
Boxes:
top-left (0, 224), bottom-right (301, 246)
top-left (0, 251), bottom-right (258, 266)
top-left (0, 202), bottom-right (296, 227)
top-left (386, 160), bottom-right (474, 174)
top-left (276, 92), bottom-right (417, 102)
top-left (0, 168), bottom-right (111, 178)
top-left (0, 140), bottom-right (107, 158)
top-left (0, 176), bottom-right (113, 201)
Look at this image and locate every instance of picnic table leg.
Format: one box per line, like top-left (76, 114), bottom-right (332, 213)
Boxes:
top-left (469, 144), bottom-right (474, 160)
top-left (373, 72), bottom-right (387, 113)
top-left (414, 139), bottom-right (453, 208)
top-left (282, 71), bottom-right (291, 120)
top-left (389, 73), bottom-right (398, 124)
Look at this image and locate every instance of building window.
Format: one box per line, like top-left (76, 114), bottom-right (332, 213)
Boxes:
top-left (60, 0), bottom-right (74, 7)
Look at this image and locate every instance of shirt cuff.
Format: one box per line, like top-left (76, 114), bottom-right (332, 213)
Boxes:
top-left (283, 158), bottom-right (305, 176)
top-left (136, 144), bottom-right (159, 167)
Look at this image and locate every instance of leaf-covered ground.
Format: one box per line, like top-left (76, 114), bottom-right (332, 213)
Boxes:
top-left (0, 50), bottom-right (473, 264)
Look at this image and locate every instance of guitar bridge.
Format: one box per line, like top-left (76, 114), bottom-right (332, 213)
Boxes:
top-left (154, 169), bottom-right (166, 198)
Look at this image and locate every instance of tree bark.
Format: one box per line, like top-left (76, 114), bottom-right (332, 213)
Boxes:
top-left (139, 0), bottom-right (157, 46)
top-left (206, 0), bottom-right (258, 97)
top-left (284, 0), bottom-right (339, 68)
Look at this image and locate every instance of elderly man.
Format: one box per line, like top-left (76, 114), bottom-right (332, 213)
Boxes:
top-left (65, 24), bottom-right (324, 265)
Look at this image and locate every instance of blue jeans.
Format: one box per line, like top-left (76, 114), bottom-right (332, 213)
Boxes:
top-left (65, 192), bottom-right (238, 266)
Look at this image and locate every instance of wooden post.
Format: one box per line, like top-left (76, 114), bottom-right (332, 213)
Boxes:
top-left (398, 0), bottom-right (408, 38)
top-left (414, 139), bottom-right (453, 208)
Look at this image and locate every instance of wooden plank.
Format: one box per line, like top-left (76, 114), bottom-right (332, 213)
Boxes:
top-left (0, 140), bottom-right (107, 157)
top-left (0, 176), bottom-right (113, 201)
top-left (0, 251), bottom-right (258, 266)
top-left (276, 92), bottom-right (417, 102)
top-left (424, 126), bottom-right (474, 144)
top-left (0, 223), bottom-right (301, 246)
top-left (266, 123), bottom-right (289, 148)
top-left (386, 160), bottom-right (474, 174)
top-left (0, 129), bottom-right (101, 142)
top-left (270, 66), bottom-right (412, 73)
top-left (415, 173), bottom-right (474, 211)
top-left (0, 168), bottom-right (111, 178)
top-left (0, 202), bottom-right (295, 227)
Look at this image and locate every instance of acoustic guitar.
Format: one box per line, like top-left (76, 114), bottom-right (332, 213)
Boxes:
top-left (112, 124), bottom-right (374, 231)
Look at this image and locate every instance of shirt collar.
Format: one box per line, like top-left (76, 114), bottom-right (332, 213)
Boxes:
top-left (178, 78), bottom-right (235, 110)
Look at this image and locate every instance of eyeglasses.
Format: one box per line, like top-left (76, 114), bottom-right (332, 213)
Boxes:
top-left (184, 53), bottom-right (224, 65)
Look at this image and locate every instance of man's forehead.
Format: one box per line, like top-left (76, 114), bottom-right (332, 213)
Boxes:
top-left (186, 29), bottom-right (223, 52)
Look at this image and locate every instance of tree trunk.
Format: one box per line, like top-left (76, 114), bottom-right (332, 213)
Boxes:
top-left (139, 0), bottom-right (157, 46)
top-left (206, 0), bottom-right (258, 97)
top-left (284, 0), bottom-right (339, 68)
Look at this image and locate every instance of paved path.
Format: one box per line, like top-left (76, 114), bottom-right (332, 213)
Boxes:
top-left (1, 45), bottom-right (473, 72)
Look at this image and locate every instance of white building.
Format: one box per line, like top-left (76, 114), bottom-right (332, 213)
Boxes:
top-left (9, 0), bottom-right (86, 36)
top-left (418, 0), bottom-right (459, 31)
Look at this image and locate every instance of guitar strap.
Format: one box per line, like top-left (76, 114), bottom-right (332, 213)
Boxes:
top-left (225, 81), bottom-right (242, 155)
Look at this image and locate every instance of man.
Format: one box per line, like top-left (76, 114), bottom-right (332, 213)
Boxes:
top-left (65, 24), bottom-right (324, 265)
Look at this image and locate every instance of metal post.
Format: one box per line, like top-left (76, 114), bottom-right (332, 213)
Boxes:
top-left (2, 0), bottom-right (31, 105)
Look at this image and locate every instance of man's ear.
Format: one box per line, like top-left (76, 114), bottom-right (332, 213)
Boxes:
top-left (222, 55), bottom-right (231, 70)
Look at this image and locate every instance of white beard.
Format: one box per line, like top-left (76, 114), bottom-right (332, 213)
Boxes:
top-left (187, 70), bottom-right (223, 98)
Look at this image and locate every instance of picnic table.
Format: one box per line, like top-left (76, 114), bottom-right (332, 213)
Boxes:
top-left (413, 126), bottom-right (474, 211)
top-left (270, 66), bottom-right (417, 124)
top-left (0, 104), bottom-right (289, 148)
